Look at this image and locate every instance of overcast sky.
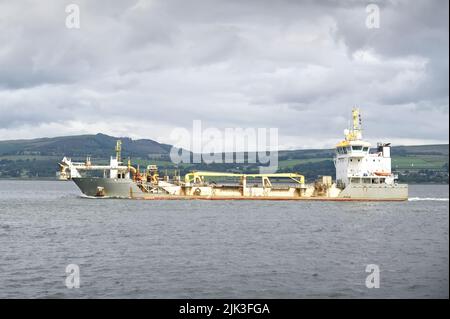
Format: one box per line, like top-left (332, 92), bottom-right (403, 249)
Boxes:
top-left (0, 0), bottom-right (448, 150)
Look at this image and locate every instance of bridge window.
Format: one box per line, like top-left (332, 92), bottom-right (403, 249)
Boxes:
top-left (363, 147), bottom-right (369, 152)
top-left (352, 146), bottom-right (363, 151)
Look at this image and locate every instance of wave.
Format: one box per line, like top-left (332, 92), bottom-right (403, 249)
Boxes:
top-left (408, 197), bottom-right (449, 202)
top-left (78, 194), bottom-right (111, 199)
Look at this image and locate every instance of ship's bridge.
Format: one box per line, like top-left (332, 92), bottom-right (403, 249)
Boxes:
top-left (335, 140), bottom-right (371, 158)
top-left (334, 108), bottom-right (372, 158)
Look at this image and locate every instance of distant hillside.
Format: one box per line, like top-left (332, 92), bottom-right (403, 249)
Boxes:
top-left (0, 133), bottom-right (172, 159)
top-left (0, 134), bottom-right (448, 183)
top-left (391, 144), bottom-right (449, 156)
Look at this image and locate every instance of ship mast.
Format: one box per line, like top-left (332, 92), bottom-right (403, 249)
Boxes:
top-left (345, 107), bottom-right (363, 141)
top-left (115, 140), bottom-right (122, 162)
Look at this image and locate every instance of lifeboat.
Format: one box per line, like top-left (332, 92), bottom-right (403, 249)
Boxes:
top-left (374, 171), bottom-right (391, 177)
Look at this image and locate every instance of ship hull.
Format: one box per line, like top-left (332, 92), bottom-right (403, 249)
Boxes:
top-left (72, 178), bottom-right (408, 201)
top-left (338, 183), bottom-right (408, 200)
top-left (73, 177), bottom-right (149, 198)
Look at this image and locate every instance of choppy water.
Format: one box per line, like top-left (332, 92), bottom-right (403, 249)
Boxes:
top-left (0, 180), bottom-right (448, 299)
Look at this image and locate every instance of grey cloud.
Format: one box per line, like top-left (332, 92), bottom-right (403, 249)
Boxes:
top-left (0, 0), bottom-right (447, 148)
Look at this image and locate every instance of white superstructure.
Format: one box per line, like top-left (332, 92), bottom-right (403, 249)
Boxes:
top-left (58, 140), bottom-right (134, 180)
top-left (334, 108), bottom-right (397, 188)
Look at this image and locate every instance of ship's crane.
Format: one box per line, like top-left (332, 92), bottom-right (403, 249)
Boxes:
top-left (58, 140), bottom-right (137, 180)
top-left (184, 171), bottom-right (305, 187)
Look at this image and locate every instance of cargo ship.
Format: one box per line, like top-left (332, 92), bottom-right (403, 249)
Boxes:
top-left (59, 109), bottom-right (408, 201)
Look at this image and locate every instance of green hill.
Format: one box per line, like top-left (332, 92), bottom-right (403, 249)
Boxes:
top-left (0, 134), bottom-right (448, 183)
top-left (0, 133), bottom-right (171, 158)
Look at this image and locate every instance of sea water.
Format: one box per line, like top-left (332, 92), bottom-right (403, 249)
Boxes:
top-left (0, 181), bottom-right (448, 298)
